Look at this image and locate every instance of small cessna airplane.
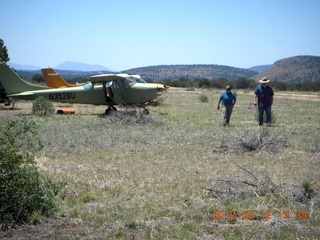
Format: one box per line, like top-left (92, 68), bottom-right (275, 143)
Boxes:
top-left (0, 63), bottom-right (166, 114)
top-left (41, 67), bottom-right (169, 93)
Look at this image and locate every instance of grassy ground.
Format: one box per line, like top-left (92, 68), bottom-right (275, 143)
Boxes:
top-left (1, 88), bottom-right (320, 239)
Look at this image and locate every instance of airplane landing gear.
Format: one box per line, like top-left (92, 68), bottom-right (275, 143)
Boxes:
top-left (105, 106), bottom-right (117, 115)
top-left (143, 109), bottom-right (149, 115)
top-left (0, 99), bottom-right (15, 109)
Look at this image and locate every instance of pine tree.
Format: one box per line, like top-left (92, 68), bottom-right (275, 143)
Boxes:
top-left (0, 39), bottom-right (10, 63)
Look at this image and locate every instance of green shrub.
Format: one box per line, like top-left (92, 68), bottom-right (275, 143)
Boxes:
top-left (302, 180), bottom-right (313, 193)
top-left (186, 87), bottom-right (195, 91)
top-left (32, 96), bottom-right (54, 116)
top-left (199, 94), bottom-right (208, 102)
top-left (0, 116), bottom-right (66, 230)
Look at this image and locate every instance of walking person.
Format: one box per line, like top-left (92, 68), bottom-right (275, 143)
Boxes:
top-left (217, 85), bottom-right (236, 126)
top-left (254, 77), bottom-right (274, 126)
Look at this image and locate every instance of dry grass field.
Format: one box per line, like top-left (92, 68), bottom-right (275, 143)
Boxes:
top-left (1, 88), bottom-right (320, 239)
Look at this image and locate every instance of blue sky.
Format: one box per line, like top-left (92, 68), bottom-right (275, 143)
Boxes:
top-left (1, 0), bottom-right (320, 71)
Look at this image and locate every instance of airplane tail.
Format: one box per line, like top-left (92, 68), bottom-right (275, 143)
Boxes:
top-left (41, 68), bottom-right (76, 88)
top-left (0, 63), bottom-right (49, 95)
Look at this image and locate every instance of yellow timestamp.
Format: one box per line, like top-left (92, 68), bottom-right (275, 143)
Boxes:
top-left (212, 209), bottom-right (309, 220)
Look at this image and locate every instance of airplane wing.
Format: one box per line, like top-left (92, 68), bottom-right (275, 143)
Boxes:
top-left (89, 74), bottom-right (129, 84)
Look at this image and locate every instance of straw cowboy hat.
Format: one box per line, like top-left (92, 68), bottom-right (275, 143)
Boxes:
top-left (259, 77), bottom-right (270, 83)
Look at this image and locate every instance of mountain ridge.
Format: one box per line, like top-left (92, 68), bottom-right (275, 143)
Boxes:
top-left (8, 61), bottom-right (114, 72)
top-left (55, 61), bottom-right (113, 72)
top-left (124, 64), bottom-right (258, 81)
top-left (248, 65), bottom-right (272, 73)
top-left (252, 55), bottom-right (320, 83)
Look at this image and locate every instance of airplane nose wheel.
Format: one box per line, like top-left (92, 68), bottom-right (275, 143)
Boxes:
top-left (105, 106), bottom-right (117, 115)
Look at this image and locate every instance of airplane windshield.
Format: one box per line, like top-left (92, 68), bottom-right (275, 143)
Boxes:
top-left (136, 78), bottom-right (147, 83)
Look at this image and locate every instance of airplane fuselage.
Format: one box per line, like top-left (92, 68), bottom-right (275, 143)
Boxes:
top-left (9, 82), bottom-right (162, 105)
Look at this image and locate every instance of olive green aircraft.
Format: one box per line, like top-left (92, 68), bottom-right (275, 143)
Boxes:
top-left (0, 63), bottom-right (166, 114)
top-left (41, 67), bottom-right (169, 92)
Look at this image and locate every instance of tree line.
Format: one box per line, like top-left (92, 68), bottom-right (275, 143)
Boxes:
top-left (155, 77), bottom-right (320, 92)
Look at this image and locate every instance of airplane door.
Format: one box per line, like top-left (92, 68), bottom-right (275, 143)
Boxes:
top-left (103, 82), bottom-right (113, 103)
top-left (111, 81), bottom-right (125, 103)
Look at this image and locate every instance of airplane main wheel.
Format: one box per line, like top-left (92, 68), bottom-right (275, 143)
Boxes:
top-left (105, 107), bottom-right (117, 115)
top-left (143, 109), bottom-right (149, 115)
top-left (105, 108), bottom-right (112, 115)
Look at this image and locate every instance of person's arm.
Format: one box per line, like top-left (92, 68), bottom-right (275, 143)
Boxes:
top-left (270, 95), bottom-right (273, 106)
top-left (217, 99), bottom-right (222, 110)
top-left (253, 94), bottom-right (257, 106)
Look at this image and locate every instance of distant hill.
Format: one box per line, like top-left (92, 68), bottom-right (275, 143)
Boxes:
top-left (124, 64), bottom-right (258, 81)
top-left (252, 56), bottom-right (320, 83)
top-left (248, 65), bottom-right (272, 73)
top-left (8, 62), bottom-right (40, 71)
top-left (55, 61), bottom-right (113, 72)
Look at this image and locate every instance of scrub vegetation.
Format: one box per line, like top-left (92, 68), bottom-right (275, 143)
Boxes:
top-left (32, 96), bottom-right (55, 116)
top-left (0, 116), bottom-right (65, 230)
top-left (0, 88), bottom-right (319, 239)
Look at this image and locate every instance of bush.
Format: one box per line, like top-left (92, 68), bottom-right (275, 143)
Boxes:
top-left (32, 96), bottom-right (54, 116)
top-left (0, 116), bottom-right (65, 230)
top-left (186, 87), bottom-right (195, 91)
top-left (199, 94), bottom-right (208, 102)
top-left (223, 128), bottom-right (290, 154)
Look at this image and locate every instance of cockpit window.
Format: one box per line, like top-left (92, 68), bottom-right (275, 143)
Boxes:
top-left (112, 81), bottom-right (119, 88)
top-left (83, 82), bottom-right (92, 90)
top-left (123, 78), bottom-right (136, 88)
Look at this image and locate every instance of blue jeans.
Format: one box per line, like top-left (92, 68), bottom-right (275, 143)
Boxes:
top-left (258, 106), bottom-right (271, 125)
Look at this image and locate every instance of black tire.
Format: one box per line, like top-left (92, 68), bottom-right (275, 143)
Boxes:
top-left (105, 108), bottom-right (111, 115)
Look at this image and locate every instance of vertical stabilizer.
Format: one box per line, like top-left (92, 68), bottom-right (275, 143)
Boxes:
top-left (41, 68), bottom-right (76, 88)
top-left (0, 63), bottom-right (49, 95)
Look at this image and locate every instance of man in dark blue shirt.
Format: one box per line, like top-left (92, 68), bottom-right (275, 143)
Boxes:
top-left (217, 85), bottom-right (236, 126)
top-left (254, 77), bottom-right (274, 126)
